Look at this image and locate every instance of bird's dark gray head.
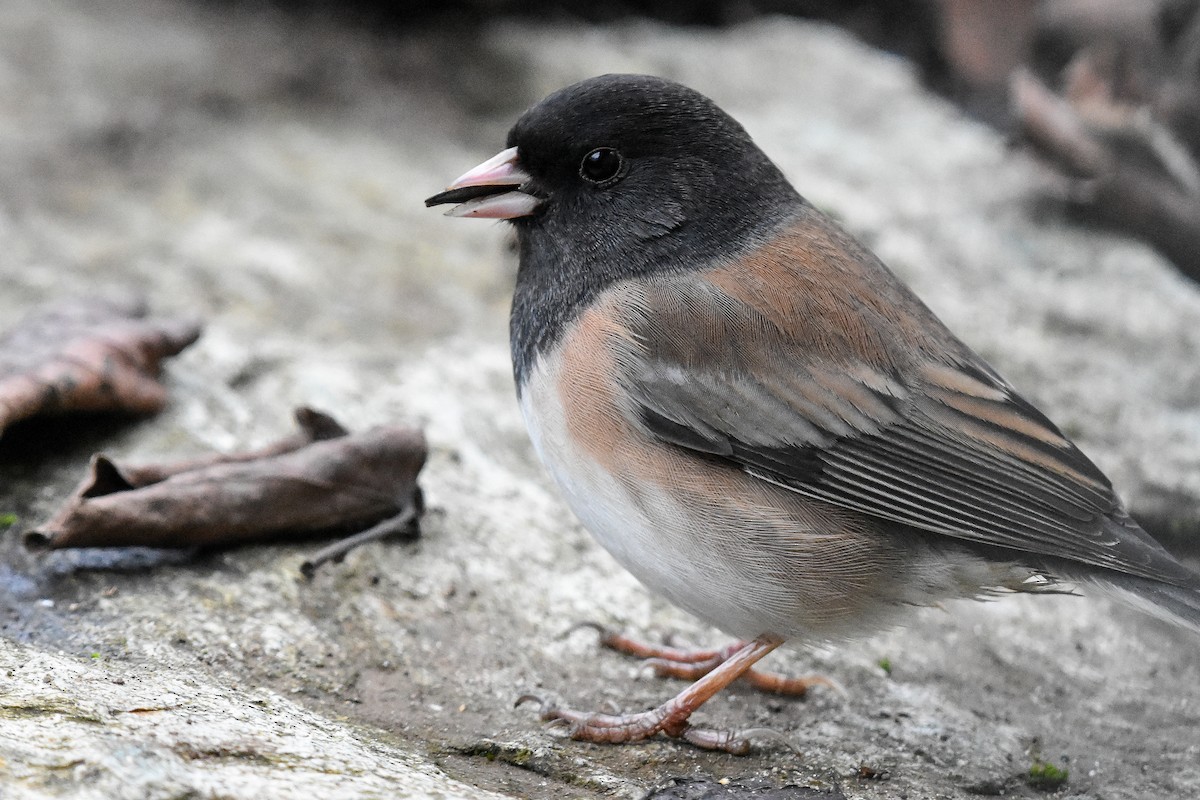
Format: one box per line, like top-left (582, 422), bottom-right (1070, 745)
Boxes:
top-left (426, 73), bottom-right (803, 387)
top-left (506, 74), bottom-right (799, 263)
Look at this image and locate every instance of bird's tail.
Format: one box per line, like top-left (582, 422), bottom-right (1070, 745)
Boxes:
top-left (1092, 575), bottom-right (1200, 636)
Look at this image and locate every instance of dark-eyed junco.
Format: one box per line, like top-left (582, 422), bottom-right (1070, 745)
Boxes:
top-left (426, 74), bottom-right (1200, 754)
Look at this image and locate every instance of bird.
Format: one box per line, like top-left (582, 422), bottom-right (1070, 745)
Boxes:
top-left (425, 73), bottom-right (1200, 754)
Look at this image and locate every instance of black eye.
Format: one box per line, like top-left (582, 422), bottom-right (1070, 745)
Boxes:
top-left (579, 147), bottom-right (624, 185)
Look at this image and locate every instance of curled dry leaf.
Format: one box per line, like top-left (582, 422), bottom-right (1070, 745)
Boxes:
top-left (0, 295), bottom-right (202, 438)
top-left (26, 407), bottom-right (428, 570)
top-left (117, 405), bottom-right (351, 486)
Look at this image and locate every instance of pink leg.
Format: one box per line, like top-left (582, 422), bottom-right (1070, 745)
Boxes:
top-left (520, 634), bottom-right (787, 754)
top-left (578, 623), bottom-right (833, 696)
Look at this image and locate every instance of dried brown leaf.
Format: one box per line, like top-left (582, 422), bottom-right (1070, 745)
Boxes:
top-left (0, 295), bottom-right (202, 438)
top-left (25, 409), bottom-right (427, 555)
top-left (117, 406), bottom-right (349, 486)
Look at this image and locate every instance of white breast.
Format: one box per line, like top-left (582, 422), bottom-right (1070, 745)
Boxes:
top-left (517, 354), bottom-right (1036, 642)
top-left (519, 359), bottom-right (684, 585)
top-left (522, 354), bottom-right (893, 641)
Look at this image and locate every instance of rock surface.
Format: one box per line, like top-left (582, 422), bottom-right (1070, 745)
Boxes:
top-left (1, 2), bottom-right (1198, 799)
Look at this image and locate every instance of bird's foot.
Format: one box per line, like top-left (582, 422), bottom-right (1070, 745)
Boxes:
top-left (515, 694), bottom-right (793, 755)
top-left (520, 634), bottom-right (799, 754)
top-left (570, 622), bottom-right (834, 696)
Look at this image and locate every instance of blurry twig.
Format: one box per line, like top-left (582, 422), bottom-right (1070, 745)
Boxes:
top-left (1013, 67), bottom-right (1200, 281)
top-left (300, 491), bottom-right (423, 579)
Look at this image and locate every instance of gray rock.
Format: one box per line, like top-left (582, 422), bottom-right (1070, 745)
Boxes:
top-left (1, 2), bottom-right (1197, 799)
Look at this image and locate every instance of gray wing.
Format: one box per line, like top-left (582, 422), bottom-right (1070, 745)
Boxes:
top-left (620, 277), bottom-right (1195, 587)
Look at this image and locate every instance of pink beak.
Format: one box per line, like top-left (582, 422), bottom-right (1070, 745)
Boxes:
top-left (425, 146), bottom-right (542, 219)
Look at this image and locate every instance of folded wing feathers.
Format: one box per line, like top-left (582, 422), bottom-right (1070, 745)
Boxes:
top-left (634, 348), bottom-right (1192, 583)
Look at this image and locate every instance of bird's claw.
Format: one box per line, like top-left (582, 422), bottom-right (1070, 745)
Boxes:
top-left (559, 620), bottom-right (611, 640)
top-left (514, 693), bottom-right (549, 712)
top-left (544, 716), bottom-right (572, 731)
top-left (515, 693), bottom-right (572, 726)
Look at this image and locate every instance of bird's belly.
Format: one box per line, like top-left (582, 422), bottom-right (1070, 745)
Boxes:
top-left (518, 360), bottom-right (920, 641)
